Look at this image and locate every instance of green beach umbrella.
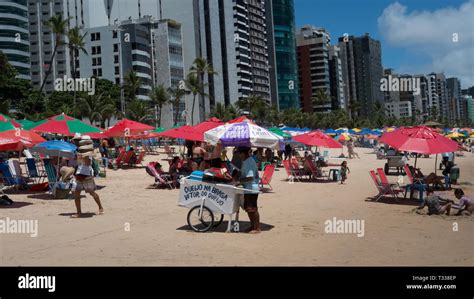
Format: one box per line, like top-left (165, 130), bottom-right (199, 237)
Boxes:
top-left (153, 127), bottom-right (166, 133)
top-left (32, 113), bottom-right (102, 136)
top-left (269, 127), bottom-right (291, 139)
top-left (0, 121), bottom-right (17, 132)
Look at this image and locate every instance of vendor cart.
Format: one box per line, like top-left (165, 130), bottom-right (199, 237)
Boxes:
top-left (384, 155), bottom-right (405, 175)
top-left (179, 177), bottom-right (255, 233)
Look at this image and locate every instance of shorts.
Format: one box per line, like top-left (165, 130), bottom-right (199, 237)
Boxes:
top-left (73, 178), bottom-right (96, 193)
top-left (243, 193), bottom-right (258, 212)
top-left (192, 157), bottom-right (203, 165)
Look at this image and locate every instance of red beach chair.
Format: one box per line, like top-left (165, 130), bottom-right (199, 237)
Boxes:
top-left (259, 164), bottom-right (275, 191)
top-left (376, 168), bottom-right (402, 200)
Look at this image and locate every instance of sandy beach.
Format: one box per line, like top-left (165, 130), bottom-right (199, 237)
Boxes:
top-left (1, 147), bottom-right (473, 266)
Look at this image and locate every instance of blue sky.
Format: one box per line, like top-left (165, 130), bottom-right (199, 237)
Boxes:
top-left (294, 0), bottom-right (473, 87)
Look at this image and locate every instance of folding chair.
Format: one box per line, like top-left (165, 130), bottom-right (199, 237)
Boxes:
top-left (43, 159), bottom-right (59, 193)
top-left (369, 170), bottom-right (387, 201)
top-left (403, 165), bottom-right (427, 200)
top-left (259, 164), bottom-right (275, 191)
top-left (134, 152), bottom-right (146, 166)
top-left (25, 158), bottom-right (46, 184)
top-left (0, 161), bottom-right (27, 192)
top-left (146, 162), bottom-right (176, 189)
top-left (376, 168), bottom-right (402, 200)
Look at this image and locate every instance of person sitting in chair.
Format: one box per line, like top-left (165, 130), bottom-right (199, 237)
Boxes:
top-left (409, 165), bottom-right (445, 189)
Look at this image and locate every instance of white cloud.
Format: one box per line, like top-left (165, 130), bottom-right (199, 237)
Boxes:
top-left (378, 1), bottom-right (474, 87)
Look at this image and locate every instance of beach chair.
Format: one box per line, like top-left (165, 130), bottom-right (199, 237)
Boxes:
top-left (112, 151), bottom-right (127, 168)
top-left (403, 165), bottom-right (427, 200)
top-left (369, 170), bottom-right (389, 201)
top-left (283, 160), bottom-right (302, 181)
top-left (164, 145), bottom-right (175, 157)
top-left (259, 164), bottom-right (275, 191)
top-left (134, 152), bottom-right (146, 166)
top-left (146, 162), bottom-right (176, 189)
top-left (0, 161), bottom-right (28, 192)
top-left (282, 160), bottom-right (295, 181)
top-left (26, 158), bottom-right (46, 184)
top-left (304, 157), bottom-right (323, 180)
top-left (43, 159), bottom-right (59, 193)
top-left (376, 168), bottom-right (402, 200)
top-left (91, 159), bottom-right (100, 177)
top-left (322, 150), bottom-right (329, 161)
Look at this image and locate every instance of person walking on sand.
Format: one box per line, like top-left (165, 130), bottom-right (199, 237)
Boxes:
top-left (340, 161), bottom-right (350, 184)
top-left (71, 135), bottom-right (103, 218)
top-left (237, 147), bottom-right (261, 234)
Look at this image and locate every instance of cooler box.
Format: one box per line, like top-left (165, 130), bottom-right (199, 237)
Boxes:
top-left (190, 171), bottom-right (204, 181)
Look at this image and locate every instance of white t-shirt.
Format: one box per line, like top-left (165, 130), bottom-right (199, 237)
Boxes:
top-left (76, 164), bottom-right (93, 177)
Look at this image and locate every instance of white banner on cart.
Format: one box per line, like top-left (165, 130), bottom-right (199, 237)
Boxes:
top-left (179, 180), bottom-right (241, 215)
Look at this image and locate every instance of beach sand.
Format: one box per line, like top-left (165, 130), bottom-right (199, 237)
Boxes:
top-left (1, 147), bottom-right (473, 266)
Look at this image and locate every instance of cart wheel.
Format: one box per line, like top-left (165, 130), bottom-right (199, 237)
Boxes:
top-left (187, 206), bottom-right (214, 232)
top-left (212, 214), bottom-right (224, 227)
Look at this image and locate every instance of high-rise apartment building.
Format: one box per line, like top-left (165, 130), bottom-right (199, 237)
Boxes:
top-left (28, 0), bottom-right (86, 92)
top-left (297, 25), bottom-right (331, 113)
top-left (328, 45), bottom-right (346, 110)
top-left (267, 0), bottom-right (299, 110)
top-left (0, 0), bottom-right (30, 80)
top-left (446, 77), bottom-right (462, 124)
top-left (338, 33), bottom-right (383, 118)
top-left (153, 19), bottom-right (185, 127)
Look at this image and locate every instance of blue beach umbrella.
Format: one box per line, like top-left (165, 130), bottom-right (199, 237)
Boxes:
top-left (31, 140), bottom-right (77, 159)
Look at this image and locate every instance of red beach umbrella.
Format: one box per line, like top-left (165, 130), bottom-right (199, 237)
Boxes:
top-left (379, 126), bottom-right (458, 155)
top-left (192, 117), bottom-right (224, 133)
top-left (293, 130), bottom-right (343, 149)
top-left (105, 119), bottom-right (154, 137)
top-left (0, 130), bottom-right (46, 151)
top-left (158, 125), bottom-right (204, 142)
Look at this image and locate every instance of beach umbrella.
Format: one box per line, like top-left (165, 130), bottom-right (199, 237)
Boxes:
top-left (153, 127), bottom-right (166, 133)
top-left (423, 121), bottom-right (443, 127)
top-left (335, 133), bottom-right (351, 141)
top-left (204, 120), bottom-right (280, 148)
top-left (0, 122), bottom-right (17, 132)
top-left (30, 140), bottom-right (77, 159)
top-left (0, 113), bottom-right (21, 128)
top-left (269, 127), bottom-right (291, 139)
top-left (446, 132), bottom-right (468, 139)
top-left (33, 113), bottom-right (102, 136)
top-left (158, 125), bottom-right (204, 142)
top-left (379, 126), bottom-right (459, 170)
top-left (87, 132), bottom-right (109, 139)
top-left (192, 117), bottom-right (224, 133)
top-left (105, 119), bottom-right (154, 137)
top-left (324, 129), bottom-right (338, 135)
top-left (19, 119), bottom-right (47, 130)
top-left (228, 116), bottom-right (255, 124)
top-left (293, 130), bottom-right (343, 149)
top-left (352, 128), bottom-right (362, 133)
top-left (0, 130), bottom-right (46, 145)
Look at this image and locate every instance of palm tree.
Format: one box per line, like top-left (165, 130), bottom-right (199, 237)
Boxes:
top-left (168, 84), bottom-right (189, 126)
top-left (79, 93), bottom-right (115, 126)
top-left (123, 71), bottom-right (141, 102)
top-left (311, 89), bottom-right (331, 112)
top-left (149, 85), bottom-right (170, 127)
top-left (189, 57), bottom-right (217, 118)
top-left (126, 99), bottom-right (152, 123)
top-left (185, 73), bottom-right (207, 125)
top-left (38, 15), bottom-right (71, 97)
top-left (67, 26), bottom-right (88, 117)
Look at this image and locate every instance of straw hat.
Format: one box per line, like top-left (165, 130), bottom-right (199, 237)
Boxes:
top-left (72, 133), bottom-right (82, 140)
top-left (60, 166), bottom-right (75, 181)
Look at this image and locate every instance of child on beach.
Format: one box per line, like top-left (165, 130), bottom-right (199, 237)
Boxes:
top-left (452, 189), bottom-right (473, 216)
top-left (340, 161), bottom-right (350, 184)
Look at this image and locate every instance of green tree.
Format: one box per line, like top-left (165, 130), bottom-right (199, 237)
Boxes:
top-left (78, 93), bottom-right (115, 127)
top-left (67, 26), bottom-right (88, 117)
top-left (38, 15), bottom-right (71, 97)
top-left (168, 84), bottom-right (189, 126)
top-left (123, 71), bottom-right (141, 103)
top-left (311, 89), bottom-right (331, 112)
top-left (126, 99), bottom-right (152, 123)
top-left (0, 50), bottom-right (19, 113)
top-left (190, 57), bottom-right (217, 117)
top-left (149, 84), bottom-right (170, 127)
top-left (185, 73), bottom-right (207, 125)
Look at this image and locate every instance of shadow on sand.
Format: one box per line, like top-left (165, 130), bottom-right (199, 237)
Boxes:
top-left (58, 212), bottom-right (96, 218)
top-left (365, 196), bottom-right (421, 206)
top-left (0, 201), bottom-right (33, 209)
top-left (176, 221), bottom-right (274, 234)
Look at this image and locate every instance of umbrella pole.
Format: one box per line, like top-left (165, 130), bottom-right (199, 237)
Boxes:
top-left (434, 154), bottom-right (438, 175)
top-left (414, 155), bottom-right (418, 169)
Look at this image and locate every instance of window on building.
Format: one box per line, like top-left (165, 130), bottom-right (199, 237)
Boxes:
top-left (113, 30), bottom-right (118, 39)
top-left (97, 46), bottom-right (101, 54)
top-left (97, 68), bottom-right (102, 76)
top-left (113, 44), bottom-right (118, 52)
top-left (114, 55), bottom-right (119, 63)
top-left (115, 66), bottom-right (119, 75)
